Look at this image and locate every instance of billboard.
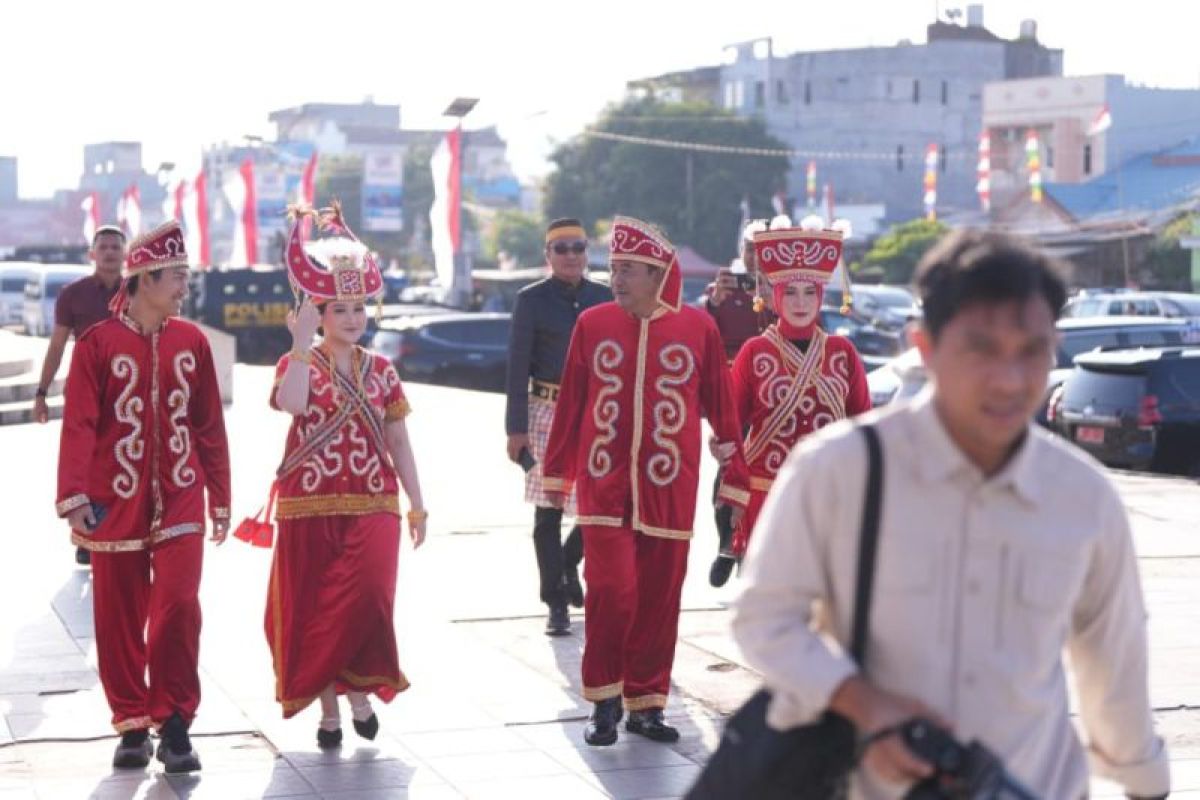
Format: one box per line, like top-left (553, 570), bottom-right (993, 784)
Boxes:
top-left (362, 151), bottom-right (404, 232)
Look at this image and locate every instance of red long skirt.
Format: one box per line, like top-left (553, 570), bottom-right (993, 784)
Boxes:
top-left (265, 512), bottom-right (409, 718)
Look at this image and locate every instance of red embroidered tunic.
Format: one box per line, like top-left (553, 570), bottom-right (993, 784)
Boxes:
top-left (56, 315), bottom-right (231, 551)
top-left (721, 326), bottom-right (871, 551)
top-left (270, 346), bottom-right (410, 519)
top-left (543, 303), bottom-right (750, 540)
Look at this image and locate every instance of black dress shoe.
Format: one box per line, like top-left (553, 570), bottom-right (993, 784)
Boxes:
top-left (545, 602), bottom-right (571, 636)
top-left (112, 729), bottom-right (152, 769)
top-left (317, 727), bottom-right (343, 749)
top-left (156, 713), bottom-right (201, 773)
top-left (75, 546), bottom-right (91, 566)
top-left (352, 713), bottom-right (379, 741)
top-left (708, 554), bottom-right (737, 588)
top-left (563, 567), bottom-right (584, 609)
top-left (625, 709), bottom-right (679, 743)
top-left (584, 698), bottom-right (624, 747)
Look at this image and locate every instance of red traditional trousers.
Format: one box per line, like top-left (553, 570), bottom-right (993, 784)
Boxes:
top-left (90, 534), bottom-right (203, 733)
top-left (266, 512), bottom-right (409, 718)
top-left (581, 525), bottom-right (690, 711)
top-left (731, 488), bottom-right (770, 557)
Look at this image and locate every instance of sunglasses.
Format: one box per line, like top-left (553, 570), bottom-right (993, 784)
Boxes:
top-left (551, 241), bottom-right (587, 255)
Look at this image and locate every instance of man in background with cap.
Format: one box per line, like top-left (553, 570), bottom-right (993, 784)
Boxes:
top-left (55, 221), bottom-right (230, 774)
top-left (34, 224), bottom-right (126, 566)
top-left (505, 218), bottom-right (611, 636)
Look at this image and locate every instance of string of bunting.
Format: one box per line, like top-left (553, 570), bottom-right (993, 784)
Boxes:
top-left (584, 129), bottom-right (977, 162)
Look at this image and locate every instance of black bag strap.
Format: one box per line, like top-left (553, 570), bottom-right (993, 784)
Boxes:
top-left (847, 424), bottom-right (884, 668)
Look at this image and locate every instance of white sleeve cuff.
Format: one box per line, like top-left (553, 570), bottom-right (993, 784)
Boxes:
top-left (1087, 737), bottom-right (1170, 799)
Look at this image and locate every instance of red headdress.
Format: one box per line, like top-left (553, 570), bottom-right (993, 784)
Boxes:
top-left (609, 215), bottom-right (682, 313)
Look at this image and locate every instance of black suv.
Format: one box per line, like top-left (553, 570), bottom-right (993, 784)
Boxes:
top-left (372, 313), bottom-right (511, 393)
top-left (1056, 347), bottom-right (1200, 476)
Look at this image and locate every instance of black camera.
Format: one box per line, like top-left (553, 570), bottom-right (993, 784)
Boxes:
top-left (901, 719), bottom-right (1040, 800)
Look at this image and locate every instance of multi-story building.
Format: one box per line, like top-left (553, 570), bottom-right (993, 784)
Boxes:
top-left (629, 5), bottom-right (1062, 222)
top-left (78, 141), bottom-right (166, 229)
top-left (983, 74), bottom-right (1200, 208)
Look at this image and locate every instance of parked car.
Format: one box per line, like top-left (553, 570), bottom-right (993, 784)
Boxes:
top-left (819, 308), bottom-right (904, 370)
top-left (1064, 291), bottom-right (1200, 327)
top-left (1055, 347), bottom-right (1200, 476)
top-left (0, 263), bottom-right (36, 326)
top-left (22, 265), bottom-right (91, 336)
top-left (867, 316), bottom-right (1191, 422)
top-left (372, 313), bottom-right (511, 393)
top-left (826, 285), bottom-right (920, 331)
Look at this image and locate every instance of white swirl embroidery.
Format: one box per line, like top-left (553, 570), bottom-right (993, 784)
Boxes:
top-left (347, 419), bottom-right (386, 492)
top-left (299, 405), bottom-right (345, 493)
top-left (646, 344), bottom-right (695, 487)
top-left (757, 239), bottom-right (840, 270)
top-left (167, 351), bottom-right (197, 488)
top-left (111, 356), bottom-right (144, 499)
top-left (588, 340), bottom-right (624, 478)
top-left (752, 351), bottom-right (791, 409)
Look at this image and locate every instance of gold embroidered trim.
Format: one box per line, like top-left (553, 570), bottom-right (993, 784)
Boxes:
top-left (275, 493), bottom-right (400, 519)
top-left (339, 669), bottom-right (411, 693)
top-left (623, 693), bottom-right (669, 712)
top-left (281, 694), bottom-right (317, 714)
top-left (636, 522), bottom-right (693, 541)
top-left (211, 507), bottom-right (231, 521)
top-left (629, 318), bottom-right (650, 540)
top-left (384, 399), bottom-right (411, 422)
top-left (114, 715), bottom-right (153, 733)
top-left (582, 681), bottom-right (624, 701)
top-left (541, 477), bottom-right (572, 494)
top-left (71, 532), bottom-right (146, 553)
top-left (149, 523), bottom-right (202, 545)
top-left (717, 484), bottom-right (752, 505)
top-left (576, 515), bottom-right (624, 527)
top-left (56, 494), bottom-right (90, 517)
top-left (749, 476), bottom-right (774, 493)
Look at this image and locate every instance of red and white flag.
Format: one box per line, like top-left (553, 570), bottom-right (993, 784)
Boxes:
top-left (299, 151), bottom-right (318, 236)
top-left (80, 192), bottom-right (100, 243)
top-left (162, 179), bottom-right (187, 223)
top-left (223, 159), bottom-right (259, 265)
top-left (183, 170), bottom-right (211, 268)
top-left (976, 131), bottom-right (992, 212)
top-left (429, 128), bottom-right (462, 290)
top-left (1087, 104), bottom-right (1113, 137)
top-left (117, 184), bottom-right (142, 238)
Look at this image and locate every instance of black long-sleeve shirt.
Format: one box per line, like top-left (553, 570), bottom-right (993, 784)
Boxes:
top-left (504, 275), bottom-right (612, 435)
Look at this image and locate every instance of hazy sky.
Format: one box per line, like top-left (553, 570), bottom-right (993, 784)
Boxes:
top-left (4, 0), bottom-right (1199, 198)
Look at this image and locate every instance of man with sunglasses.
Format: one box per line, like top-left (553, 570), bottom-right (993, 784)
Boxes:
top-left (505, 218), bottom-right (612, 636)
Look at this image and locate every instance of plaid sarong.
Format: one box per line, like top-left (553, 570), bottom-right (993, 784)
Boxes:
top-left (525, 396), bottom-right (577, 515)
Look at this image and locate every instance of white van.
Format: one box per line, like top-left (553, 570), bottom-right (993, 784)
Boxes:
top-left (22, 265), bottom-right (91, 336)
top-left (0, 263), bottom-right (36, 326)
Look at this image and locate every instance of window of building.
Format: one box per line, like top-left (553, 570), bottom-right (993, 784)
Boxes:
top-left (724, 82), bottom-right (735, 109)
top-left (1046, 146), bottom-right (1055, 169)
top-left (1084, 144), bottom-right (1093, 175)
top-left (886, 79), bottom-right (893, 98)
top-left (897, 145), bottom-right (905, 172)
top-left (804, 80), bottom-right (812, 105)
top-left (913, 79), bottom-right (920, 103)
top-left (776, 80), bottom-right (788, 104)
top-left (940, 145), bottom-right (948, 172)
top-left (941, 80), bottom-right (949, 105)
top-left (755, 81), bottom-right (766, 108)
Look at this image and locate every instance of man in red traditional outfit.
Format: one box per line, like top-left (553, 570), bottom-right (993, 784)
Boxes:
top-left (543, 216), bottom-right (750, 746)
top-left (55, 221), bottom-right (231, 773)
top-left (710, 218), bottom-right (871, 584)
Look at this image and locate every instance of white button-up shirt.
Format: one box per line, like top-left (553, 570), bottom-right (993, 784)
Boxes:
top-left (733, 388), bottom-right (1170, 799)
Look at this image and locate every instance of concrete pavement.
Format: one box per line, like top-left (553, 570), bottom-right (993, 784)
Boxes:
top-left (0, 362), bottom-right (1197, 798)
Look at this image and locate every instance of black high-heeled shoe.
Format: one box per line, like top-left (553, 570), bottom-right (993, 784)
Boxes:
top-left (352, 714), bottom-right (379, 741)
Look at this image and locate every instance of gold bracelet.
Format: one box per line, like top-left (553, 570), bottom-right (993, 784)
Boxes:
top-left (406, 509), bottom-right (428, 525)
top-left (290, 347), bottom-right (312, 364)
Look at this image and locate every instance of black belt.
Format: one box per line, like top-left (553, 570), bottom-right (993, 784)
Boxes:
top-left (530, 379), bottom-right (560, 402)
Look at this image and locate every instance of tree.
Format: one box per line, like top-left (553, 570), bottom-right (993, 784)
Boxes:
top-left (485, 209), bottom-right (544, 267)
top-left (1142, 213), bottom-right (1195, 290)
top-left (856, 218), bottom-right (948, 285)
top-left (544, 98), bottom-right (791, 264)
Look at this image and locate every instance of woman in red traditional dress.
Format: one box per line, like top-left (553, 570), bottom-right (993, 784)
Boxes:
top-left (710, 218), bottom-right (871, 586)
top-left (260, 203), bottom-right (426, 748)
